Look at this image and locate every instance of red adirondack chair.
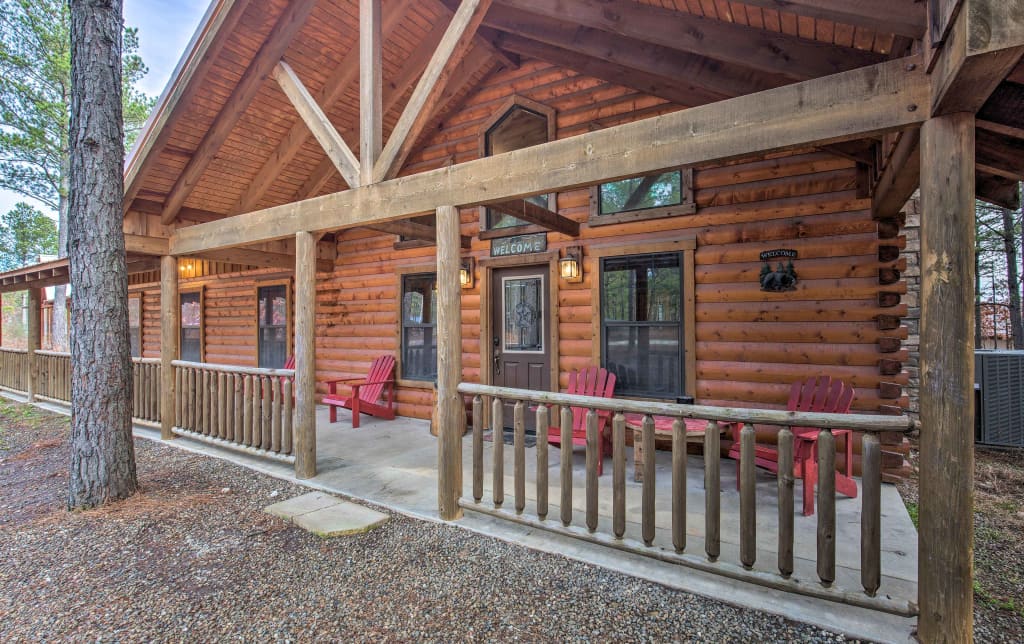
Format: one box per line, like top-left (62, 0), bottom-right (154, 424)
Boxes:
top-left (728, 375), bottom-right (857, 516)
top-left (546, 367), bottom-right (617, 475)
top-left (322, 355), bottom-right (396, 428)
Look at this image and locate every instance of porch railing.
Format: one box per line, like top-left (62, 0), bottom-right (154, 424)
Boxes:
top-left (457, 382), bottom-right (917, 616)
top-left (34, 350), bottom-right (71, 402)
top-left (132, 358), bottom-right (162, 423)
top-left (172, 360), bottom-right (295, 462)
top-left (0, 347), bottom-right (29, 392)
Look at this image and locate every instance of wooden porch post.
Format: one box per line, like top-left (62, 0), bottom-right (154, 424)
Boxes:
top-left (436, 205), bottom-right (464, 520)
top-left (160, 255), bottom-right (179, 440)
top-left (26, 286), bottom-right (41, 402)
top-left (294, 231), bottom-right (318, 479)
top-left (918, 112), bottom-right (975, 642)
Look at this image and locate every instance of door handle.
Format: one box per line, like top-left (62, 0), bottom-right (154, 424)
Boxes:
top-left (493, 337), bottom-right (502, 375)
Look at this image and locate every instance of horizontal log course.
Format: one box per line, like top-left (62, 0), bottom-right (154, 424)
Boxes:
top-left (697, 341), bottom-right (907, 366)
top-left (696, 361), bottom-right (909, 388)
top-left (695, 380), bottom-right (908, 412)
top-left (696, 321), bottom-right (908, 343)
top-left (696, 278), bottom-right (905, 303)
top-left (694, 152), bottom-right (853, 189)
top-left (696, 300), bottom-right (908, 323)
top-left (695, 169), bottom-right (858, 209)
top-left (695, 233), bottom-right (903, 265)
top-left (696, 255), bottom-right (902, 284)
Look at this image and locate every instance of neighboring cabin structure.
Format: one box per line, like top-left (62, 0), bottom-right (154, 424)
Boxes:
top-left (1, 0), bottom-right (1022, 638)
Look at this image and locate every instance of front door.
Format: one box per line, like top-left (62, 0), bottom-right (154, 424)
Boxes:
top-left (491, 266), bottom-right (551, 432)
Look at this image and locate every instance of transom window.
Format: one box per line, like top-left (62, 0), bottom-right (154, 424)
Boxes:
top-left (600, 252), bottom-right (684, 398)
top-left (401, 274), bottom-right (437, 381)
top-left (590, 169), bottom-right (695, 226)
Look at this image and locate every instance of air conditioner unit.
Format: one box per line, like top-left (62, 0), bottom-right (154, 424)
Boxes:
top-left (975, 350), bottom-right (1024, 447)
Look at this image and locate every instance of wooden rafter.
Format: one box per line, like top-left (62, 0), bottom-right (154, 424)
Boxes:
top-left (272, 61), bottom-right (362, 189)
top-left (487, 199), bottom-right (580, 236)
top-left (292, 20), bottom-right (452, 202)
top-left (366, 220), bottom-right (472, 248)
top-left (494, 0), bottom-right (885, 81)
top-left (129, 198), bottom-right (222, 223)
top-left (434, 0), bottom-right (519, 69)
top-left (872, 129), bottom-right (921, 220)
top-left (187, 247), bottom-right (333, 273)
top-left (232, 0), bottom-right (414, 215)
top-left (360, 0), bottom-right (383, 186)
top-left (373, 0), bottom-right (493, 182)
top-left (495, 34), bottom-right (712, 106)
top-left (736, 0), bottom-right (926, 39)
top-left (483, 6), bottom-right (790, 101)
top-left (976, 171), bottom-right (1021, 210)
top-left (976, 129), bottom-right (1024, 181)
top-left (158, 0), bottom-right (318, 225)
top-left (170, 56), bottom-right (930, 255)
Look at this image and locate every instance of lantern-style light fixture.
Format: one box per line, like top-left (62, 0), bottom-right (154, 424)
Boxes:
top-left (559, 246), bottom-right (583, 283)
top-left (460, 257), bottom-right (475, 289)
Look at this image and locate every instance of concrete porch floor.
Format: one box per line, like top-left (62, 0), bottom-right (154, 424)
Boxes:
top-left (17, 393), bottom-right (919, 642)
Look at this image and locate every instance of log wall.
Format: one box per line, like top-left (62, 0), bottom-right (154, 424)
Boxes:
top-left (128, 60), bottom-right (909, 478)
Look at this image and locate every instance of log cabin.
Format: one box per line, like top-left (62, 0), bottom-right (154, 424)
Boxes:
top-left (1, 0), bottom-right (1022, 637)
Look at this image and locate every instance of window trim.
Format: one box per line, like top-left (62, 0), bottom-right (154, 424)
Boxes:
top-left (477, 96), bottom-right (557, 239)
top-left (588, 168), bottom-right (696, 227)
top-left (179, 286), bottom-right (205, 362)
top-left (589, 238), bottom-right (697, 401)
top-left (395, 265), bottom-right (439, 388)
top-left (254, 278), bottom-right (292, 369)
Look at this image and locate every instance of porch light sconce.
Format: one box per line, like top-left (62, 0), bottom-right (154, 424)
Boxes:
top-left (559, 246), bottom-right (583, 283)
top-left (460, 257), bottom-right (475, 289)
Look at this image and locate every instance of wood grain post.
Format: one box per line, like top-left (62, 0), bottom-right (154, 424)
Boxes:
top-left (777, 426), bottom-right (795, 578)
top-left (704, 421), bottom-right (721, 561)
top-left (739, 423), bottom-right (756, 569)
top-left (436, 205), bottom-right (464, 520)
top-left (919, 111), bottom-right (975, 642)
top-left (159, 256), bottom-right (178, 439)
top-left (294, 231), bottom-right (318, 479)
top-left (861, 433), bottom-right (882, 597)
top-left (585, 408), bottom-right (599, 533)
top-left (671, 417), bottom-right (686, 553)
top-left (641, 414), bottom-right (655, 546)
top-left (613, 412), bottom-right (626, 539)
top-left (536, 403), bottom-right (549, 520)
top-left (514, 400), bottom-right (526, 515)
top-left (492, 396), bottom-right (504, 508)
top-left (473, 395), bottom-right (483, 503)
top-left (26, 287), bottom-right (41, 402)
top-left (560, 405), bottom-right (573, 527)
top-left (817, 428), bottom-right (836, 586)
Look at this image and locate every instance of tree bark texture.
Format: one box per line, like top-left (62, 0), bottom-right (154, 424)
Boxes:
top-left (1002, 207), bottom-right (1023, 349)
top-left (67, 0), bottom-right (137, 509)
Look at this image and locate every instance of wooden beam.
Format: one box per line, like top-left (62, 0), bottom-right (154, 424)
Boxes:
top-left (373, 0), bottom-right (492, 182)
top-left (484, 6), bottom-right (789, 101)
top-left (930, 0), bottom-right (1024, 115)
top-left (976, 170), bottom-right (1021, 209)
top-left (129, 198), bottom-right (222, 223)
top-left (495, 0), bottom-right (884, 81)
top-left (873, 129), bottom-right (921, 219)
top-left (160, 255), bottom-right (178, 440)
top-left (293, 231), bottom-right (317, 479)
top-left (123, 234), bottom-right (170, 256)
top-left (435, 0), bottom-right (519, 69)
top-left (737, 0), bottom-right (925, 39)
top-left (977, 118), bottom-right (1024, 141)
top-left (487, 199), bottom-right (580, 236)
top-left (365, 220), bottom-right (472, 248)
top-left (977, 128), bottom-right (1024, 180)
top-left (496, 34), bottom-right (711, 106)
top-left (435, 205), bottom-right (464, 520)
top-left (918, 111), bottom-right (975, 644)
top-left (232, 0), bottom-right (412, 215)
top-left (272, 61), bottom-right (361, 189)
top-left (360, 0), bottom-right (382, 186)
top-left (123, 0), bottom-right (252, 211)
top-left (170, 56), bottom-right (930, 255)
top-left (159, 0), bottom-right (318, 224)
top-left (187, 246), bottom-right (333, 273)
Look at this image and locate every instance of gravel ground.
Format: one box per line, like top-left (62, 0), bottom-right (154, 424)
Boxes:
top-left (897, 437), bottom-right (1024, 643)
top-left (0, 400), bottom-right (854, 642)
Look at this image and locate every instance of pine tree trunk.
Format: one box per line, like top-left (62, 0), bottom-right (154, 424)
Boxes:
top-left (1003, 207), bottom-right (1024, 349)
top-left (67, 0), bottom-right (137, 509)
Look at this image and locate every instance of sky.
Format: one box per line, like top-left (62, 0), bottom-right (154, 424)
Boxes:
top-left (0, 0), bottom-right (211, 220)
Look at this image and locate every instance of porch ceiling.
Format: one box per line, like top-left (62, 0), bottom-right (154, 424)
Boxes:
top-left (122, 0), bottom-right (940, 239)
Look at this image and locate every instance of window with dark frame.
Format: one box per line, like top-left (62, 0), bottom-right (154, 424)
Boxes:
top-left (128, 295), bottom-right (142, 358)
top-left (401, 273), bottom-right (438, 381)
top-left (180, 291), bottom-right (202, 362)
top-left (591, 169), bottom-right (694, 226)
top-left (257, 284), bottom-right (288, 369)
top-left (482, 102), bottom-right (554, 232)
top-left (600, 252), bottom-right (684, 399)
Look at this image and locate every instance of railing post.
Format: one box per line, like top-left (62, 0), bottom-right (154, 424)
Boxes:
top-left (26, 287), bottom-right (41, 402)
top-left (160, 256), bottom-right (178, 439)
top-left (919, 111), bottom-right (975, 641)
top-left (294, 231), bottom-right (318, 479)
top-left (436, 205), bottom-right (464, 520)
